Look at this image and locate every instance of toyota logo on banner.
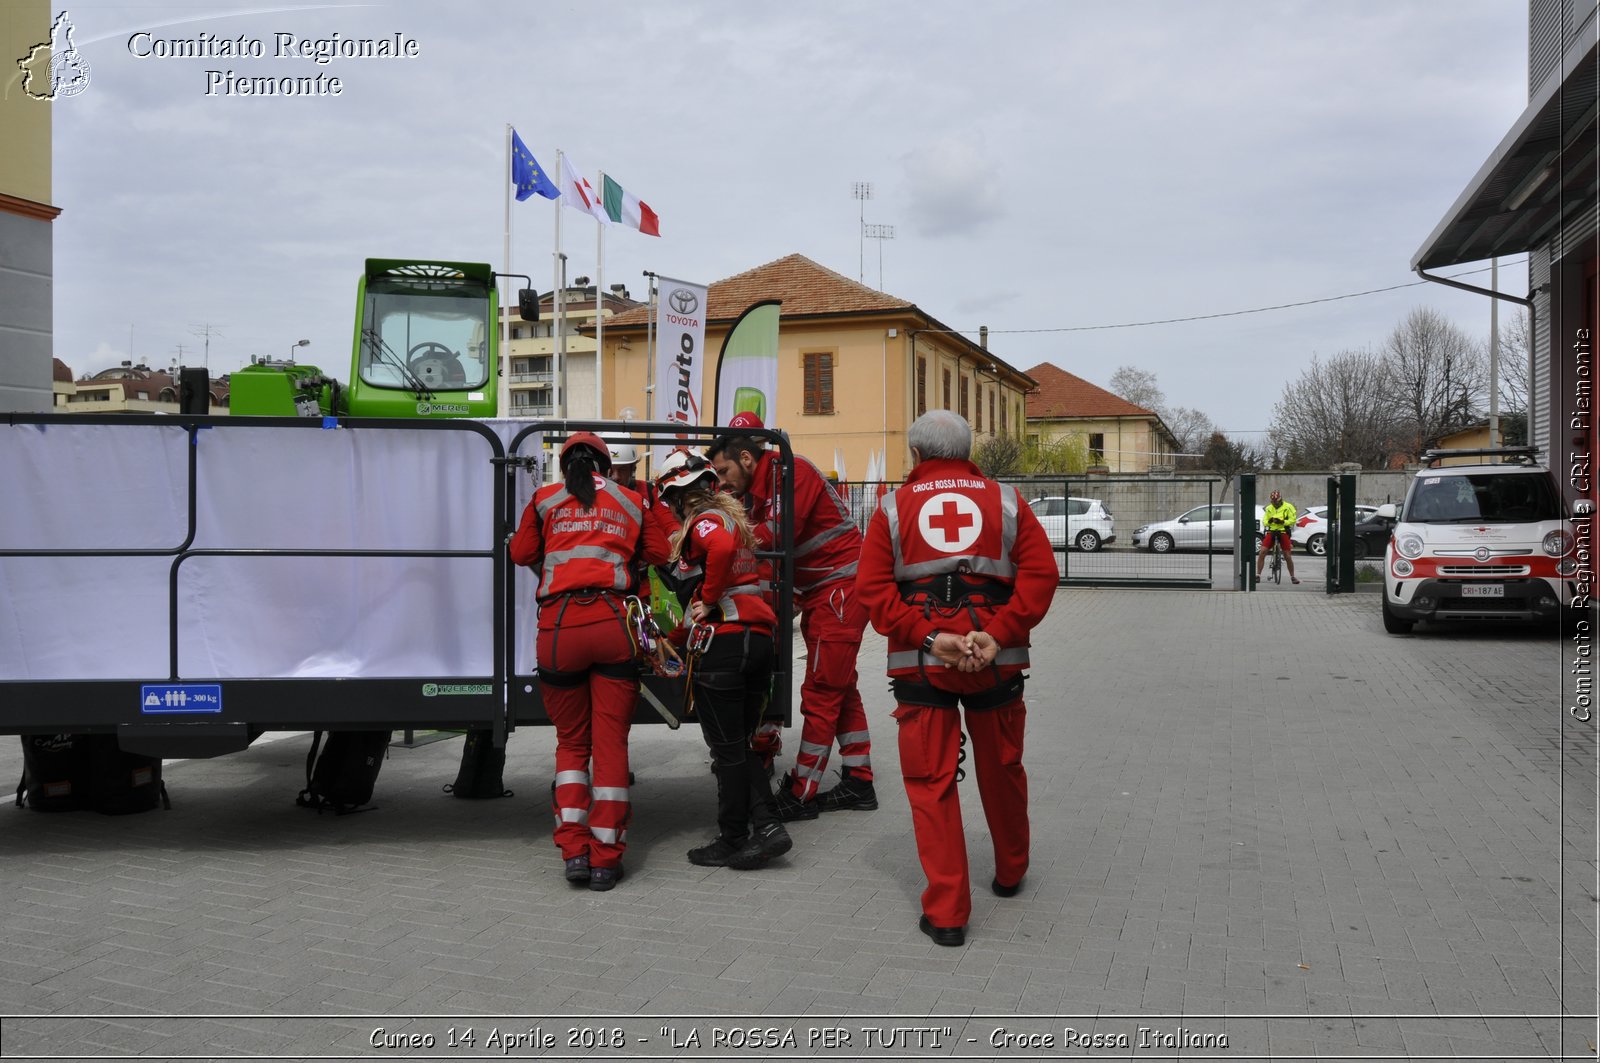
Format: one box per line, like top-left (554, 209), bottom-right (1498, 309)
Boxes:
top-left (669, 288), bottom-right (700, 315)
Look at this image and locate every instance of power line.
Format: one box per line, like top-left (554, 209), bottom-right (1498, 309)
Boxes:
top-left (918, 260), bottom-right (1529, 337)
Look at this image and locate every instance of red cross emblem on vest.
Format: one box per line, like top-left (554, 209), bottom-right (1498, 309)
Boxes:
top-left (918, 491), bottom-right (983, 552)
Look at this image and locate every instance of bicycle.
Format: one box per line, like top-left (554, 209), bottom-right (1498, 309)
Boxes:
top-left (1268, 537), bottom-right (1284, 585)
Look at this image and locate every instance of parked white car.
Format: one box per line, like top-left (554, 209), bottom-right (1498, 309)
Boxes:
top-left (1028, 496), bottom-right (1115, 552)
top-left (1382, 448), bottom-right (1581, 633)
top-left (1134, 503), bottom-right (1265, 553)
top-left (1292, 504), bottom-right (1381, 556)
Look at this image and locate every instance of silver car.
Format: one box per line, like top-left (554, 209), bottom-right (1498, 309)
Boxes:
top-left (1134, 503), bottom-right (1265, 553)
top-left (1028, 496), bottom-right (1115, 552)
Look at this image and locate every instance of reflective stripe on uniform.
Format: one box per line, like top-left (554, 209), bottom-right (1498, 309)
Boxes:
top-left (596, 478), bottom-right (644, 526)
top-left (555, 770), bottom-right (590, 787)
top-left (541, 544), bottom-right (631, 591)
top-left (886, 646), bottom-right (1030, 671)
top-left (591, 786), bottom-right (630, 803)
top-left (558, 807), bottom-right (589, 824)
top-left (535, 487), bottom-right (573, 522)
top-left (837, 729), bottom-right (870, 747)
top-left (795, 519), bottom-right (857, 558)
top-left (590, 825), bottom-right (627, 844)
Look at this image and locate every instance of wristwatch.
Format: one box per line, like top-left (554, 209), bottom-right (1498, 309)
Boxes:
top-left (921, 632), bottom-right (938, 655)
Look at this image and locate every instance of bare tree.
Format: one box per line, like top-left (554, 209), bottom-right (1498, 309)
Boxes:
top-left (1382, 306), bottom-right (1487, 453)
top-left (1163, 405), bottom-right (1216, 466)
top-left (1108, 366), bottom-right (1164, 412)
top-left (1270, 350), bottom-right (1400, 468)
top-left (974, 433), bottom-right (1026, 477)
top-left (1495, 307), bottom-right (1532, 414)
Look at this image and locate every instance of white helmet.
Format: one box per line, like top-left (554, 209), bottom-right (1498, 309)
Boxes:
top-left (655, 448), bottom-right (717, 497)
top-left (608, 441), bottom-right (639, 466)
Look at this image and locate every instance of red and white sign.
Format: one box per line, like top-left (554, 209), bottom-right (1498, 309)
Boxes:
top-left (919, 492), bottom-right (982, 552)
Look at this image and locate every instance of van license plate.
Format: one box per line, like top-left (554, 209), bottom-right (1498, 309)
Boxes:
top-left (1461, 584), bottom-right (1504, 598)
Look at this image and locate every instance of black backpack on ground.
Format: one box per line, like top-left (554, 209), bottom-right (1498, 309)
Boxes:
top-left (296, 730), bottom-right (391, 814)
top-left (442, 729), bottom-right (513, 799)
top-left (16, 734), bottom-right (169, 814)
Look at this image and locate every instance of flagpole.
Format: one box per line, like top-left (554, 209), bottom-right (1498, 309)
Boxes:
top-left (595, 169), bottom-right (606, 421)
top-left (554, 149), bottom-right (565, 420)
top-left (645, 271), bottom-right (657, 423)
top-left (502, 123), bottom-right (512, 419)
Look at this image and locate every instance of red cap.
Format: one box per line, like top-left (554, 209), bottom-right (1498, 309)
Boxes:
top-left (559, 432), bottom-right (612, 471)
top-left (727, 411), bottom-right (764, 431)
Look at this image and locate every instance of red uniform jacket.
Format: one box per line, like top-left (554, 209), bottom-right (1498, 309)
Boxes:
top-left (744, 449), bottom-right (862, 601)
top-left (509, 474), bottom-right (670, 609)
top-left (676, 507), bottom-right (777, 633)
top-left (855, 457), bottom-right (1056, 678)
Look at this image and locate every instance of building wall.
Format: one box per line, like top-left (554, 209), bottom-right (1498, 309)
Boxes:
top-left (0, 0), bottom-right (54, 413)
top-left (1028, 415), bottom-right (1172, 473)
top-left (604, 314), bottom-right (1031, 482)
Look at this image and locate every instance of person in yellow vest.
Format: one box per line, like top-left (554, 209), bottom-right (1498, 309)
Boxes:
top-left (1255, 489), bottom-right (1300, 584)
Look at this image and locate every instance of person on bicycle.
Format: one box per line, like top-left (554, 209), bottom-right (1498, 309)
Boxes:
top-left (1255, 489), bottom-right (1300, 585)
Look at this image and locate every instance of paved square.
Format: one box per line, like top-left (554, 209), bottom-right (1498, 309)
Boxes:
top-left (1, 588), bottom-right (1593, 1060)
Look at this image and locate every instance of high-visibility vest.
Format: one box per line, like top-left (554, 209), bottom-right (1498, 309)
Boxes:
top-left (879, 472), bottom-right (1030, 676)
top-left (529, 475), bottom-right (646, 600)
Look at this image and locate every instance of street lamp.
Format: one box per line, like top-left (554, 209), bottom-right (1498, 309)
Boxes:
top-left (288, 339), bottom-right (310, 361)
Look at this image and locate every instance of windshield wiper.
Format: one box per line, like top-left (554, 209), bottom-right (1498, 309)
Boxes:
top-left (362, 328), bottom-right (434, 400)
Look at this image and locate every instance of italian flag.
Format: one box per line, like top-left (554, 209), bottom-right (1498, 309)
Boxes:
top-left (602, 174), bottom-right (660, 236)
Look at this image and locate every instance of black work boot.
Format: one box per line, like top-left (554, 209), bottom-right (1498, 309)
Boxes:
top-left (815, 767), bottom-right (878, 812)
top-left (728, 822), bottom-right (792, 870)
top-left (688, 837), bottom-right (744, 867)
top-left (772, 773), bottom-right (818, 821)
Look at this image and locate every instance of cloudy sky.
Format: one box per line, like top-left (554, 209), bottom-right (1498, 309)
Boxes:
top-left (44, 0), bottom-right (1530, 441)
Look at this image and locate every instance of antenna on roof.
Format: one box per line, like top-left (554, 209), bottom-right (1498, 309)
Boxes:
top-left (851, 181), bottom-right (873, 283)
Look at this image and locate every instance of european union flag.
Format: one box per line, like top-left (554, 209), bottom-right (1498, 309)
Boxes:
top-left (511, 129), bottom-right (559, 202)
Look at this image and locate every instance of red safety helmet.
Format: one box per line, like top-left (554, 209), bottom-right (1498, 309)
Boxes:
top-left (726, 411), bottom-right (764, 431)
top-left (655, 448), bottom-right (718, 498)
top-left (559, 432), bottom-right (612, 472)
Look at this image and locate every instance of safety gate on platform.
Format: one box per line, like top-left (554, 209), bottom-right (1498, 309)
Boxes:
top-left (0, 414), bottom-right (793, 759)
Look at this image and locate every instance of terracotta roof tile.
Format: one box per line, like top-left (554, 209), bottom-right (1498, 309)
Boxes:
top-left (606, 253), bottom-right (913, 329)
top-left (52, 358), bottom-right (72, 383)
top-left (1023, 362), bottom-right (1157, 420)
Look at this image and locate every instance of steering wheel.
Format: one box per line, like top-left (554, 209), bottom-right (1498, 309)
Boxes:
top-left (406, 341), bottom-right (466, 387)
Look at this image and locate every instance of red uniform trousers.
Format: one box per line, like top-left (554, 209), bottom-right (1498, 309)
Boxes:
top-left (790, 583), bottom-right (873, 800)
top-left (894, 666), bottom-right (1029, 929)
top-left (537, 602), bottom-right (636, 870)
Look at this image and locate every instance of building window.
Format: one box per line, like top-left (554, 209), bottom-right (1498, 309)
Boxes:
top-left (942, 367), bottom-right (951, 409)
top-left (803, 352), bottom-right (834, 415)
top-left (974, 384), bottom-right (982, 432)
top-left (990, 393), bottom-right (996, 434)
top-left (916, 357), bottom-right (926, 416)
top-left (1088, 432), bottom-right (1105, 464)
top-left (1000, 394), bottom-right (1008, 434)
top-left (959, 375), bottom-right (969, 419)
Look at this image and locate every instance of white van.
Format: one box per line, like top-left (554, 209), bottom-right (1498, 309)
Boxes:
top-left (1381, 447), bottom-right (1580, 633)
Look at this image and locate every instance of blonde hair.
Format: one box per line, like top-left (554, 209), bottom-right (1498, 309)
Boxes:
top-left (668, 485), bottom-right (758, 561)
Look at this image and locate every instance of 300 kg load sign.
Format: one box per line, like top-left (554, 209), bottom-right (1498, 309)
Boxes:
top-left (140, 684), bottom-right (223, 714)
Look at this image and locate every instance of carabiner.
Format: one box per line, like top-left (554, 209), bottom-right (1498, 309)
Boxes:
top-left (687, 621), bottom-right (716, 657)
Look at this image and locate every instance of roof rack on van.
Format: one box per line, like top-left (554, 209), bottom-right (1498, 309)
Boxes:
top-left (1419, 446), bottom-right (1539, 468)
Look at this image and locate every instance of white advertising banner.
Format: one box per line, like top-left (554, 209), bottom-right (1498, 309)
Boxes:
top-left (652, 275), bottom-right (708, 463)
